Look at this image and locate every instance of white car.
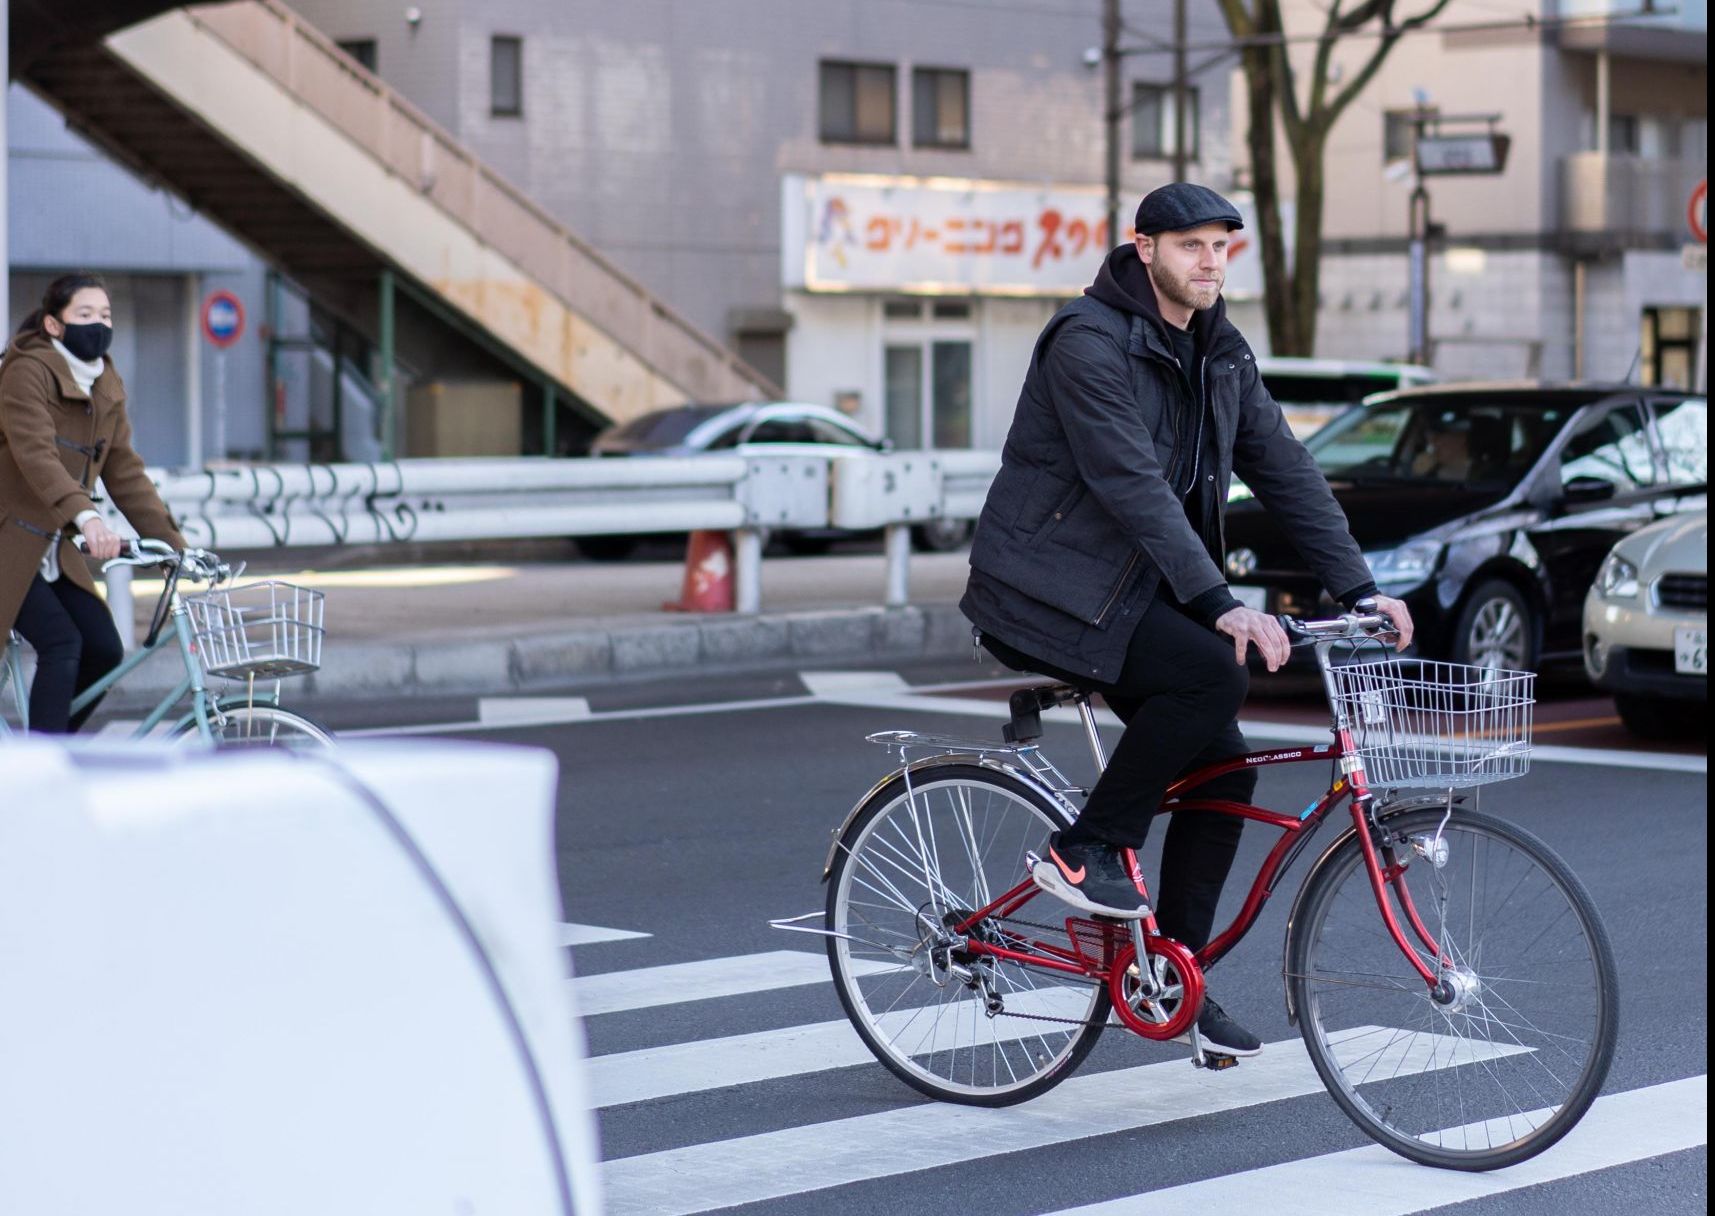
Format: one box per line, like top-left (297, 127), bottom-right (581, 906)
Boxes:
top-left (1583, 509), bottom-right (1708, 737)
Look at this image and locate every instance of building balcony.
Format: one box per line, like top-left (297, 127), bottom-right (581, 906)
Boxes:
top-left (1558, 0), bottom-right (1707, 62)
top-left (1560, 153), bottom-right (1706, 245)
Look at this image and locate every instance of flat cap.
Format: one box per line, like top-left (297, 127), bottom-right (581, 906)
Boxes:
top-left (1134, 182), bottom-right (1244, 236)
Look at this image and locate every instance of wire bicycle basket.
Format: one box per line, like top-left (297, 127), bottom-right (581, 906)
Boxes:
top-left (1328, 657), bottom-right (1534, 789)
top-left (185, 581), bottom-right (324, 680)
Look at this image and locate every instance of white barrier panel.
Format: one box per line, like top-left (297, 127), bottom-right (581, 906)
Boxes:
top-left (0, 740), bottom-right (600, 1216)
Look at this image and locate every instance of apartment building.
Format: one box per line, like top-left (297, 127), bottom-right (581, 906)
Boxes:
top-left (1237, 0), bottom-right (1706, 387)
top-left (284, 0), bottom-right (1236, 449)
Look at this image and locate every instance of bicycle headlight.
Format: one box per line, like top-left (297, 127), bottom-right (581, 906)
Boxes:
top-left (1595, 552), bottom-right (1640, 599)
top-left (1364, 540), bottom-right (1443, 590)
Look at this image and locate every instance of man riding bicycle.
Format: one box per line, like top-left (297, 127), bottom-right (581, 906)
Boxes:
top-left (961, 183), bottom-right (1415, 1057)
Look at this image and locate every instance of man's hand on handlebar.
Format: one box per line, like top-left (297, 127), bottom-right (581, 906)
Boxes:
top-left (1370, 594), bottom-right (1415, 652)
top-left (1215, 605), bottom-right (1292, 671)
top-left (79, 516), bottom-right (123, 561)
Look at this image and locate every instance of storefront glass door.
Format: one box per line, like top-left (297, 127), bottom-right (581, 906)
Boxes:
top-left (884, 337), bottom-right (972, 449)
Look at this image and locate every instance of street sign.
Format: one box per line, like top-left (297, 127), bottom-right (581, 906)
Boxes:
top-left (1689, 179), bottom-right (1707, 244)
top-left (1415, 133), bottom-right (1511, 175)
top-left (201, 290), bottom-right (245, 349)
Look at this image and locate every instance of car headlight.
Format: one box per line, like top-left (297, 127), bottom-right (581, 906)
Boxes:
top-left (1364, 540), bottom-right (1443, 589)
top-left (1595, 552), bottom-right (1640, 598)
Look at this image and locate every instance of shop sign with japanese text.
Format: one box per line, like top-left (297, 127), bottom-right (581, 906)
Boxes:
top-left (783, 173), bottom-right (1117, 295)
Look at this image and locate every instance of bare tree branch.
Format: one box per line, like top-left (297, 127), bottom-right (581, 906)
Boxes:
top-left (1325, 0), bottom-right (1455, 123)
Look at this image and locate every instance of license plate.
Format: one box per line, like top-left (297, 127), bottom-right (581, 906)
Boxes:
top-left (1231, 584), bottom-right (1268, 612)
top-left (1674, 626), bottom-right (1707, 675)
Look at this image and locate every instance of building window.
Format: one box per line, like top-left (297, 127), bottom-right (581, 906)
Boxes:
top-left (820, 60), bottom-right (896, 145)
top-left (491, 36), bottom-right (523, 117)
top-left (1607, 113), bottom-right (1639, 154)
top-left (1131, 83), bottom-right (1199, 161)
top-left (1383, 110), bottom-right (1418, 164)
top-left (912, 67), bottom-right (970, 149)
top-left (337, 39), bottom-right (377, 72)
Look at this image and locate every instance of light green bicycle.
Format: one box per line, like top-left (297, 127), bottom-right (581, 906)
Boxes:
top-left (0, 539), bottom-right (333, 747)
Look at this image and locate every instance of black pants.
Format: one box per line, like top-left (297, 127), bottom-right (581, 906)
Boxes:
top-left (12, 575), bottom-right (124, 734)
top-left (983, 596), bottom-right (1256, 951)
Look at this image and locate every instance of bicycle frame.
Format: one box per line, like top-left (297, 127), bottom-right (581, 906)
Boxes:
top-left (1, 583), bottom-right (280, 742)
top-left (943, 693), bottom-right (1452, 1008)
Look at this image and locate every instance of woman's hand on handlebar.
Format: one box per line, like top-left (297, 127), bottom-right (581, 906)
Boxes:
top-left (1371, 594), bottom-right (1415, 652)
top-left (1215, 605), bottom-right (1293, 671)
top-left (79, 516), bottom-right (123, 561)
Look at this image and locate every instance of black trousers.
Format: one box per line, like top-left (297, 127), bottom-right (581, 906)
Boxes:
top-left (983, 596), bottom-right (1256, 951)
top-left (12, 575), bottom-right (124, 734)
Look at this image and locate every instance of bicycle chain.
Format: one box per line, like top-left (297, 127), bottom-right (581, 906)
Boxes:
top-left (959, 912), bottom-right (1130, 1029)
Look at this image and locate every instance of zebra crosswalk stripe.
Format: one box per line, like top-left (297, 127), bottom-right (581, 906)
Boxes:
top-left (1042, 1074), bottom-right (1708, 1215)
top-left (599, 1026), bottom-right (1526, 1216)
top-left (569, 949), bottom-right (894, 1017)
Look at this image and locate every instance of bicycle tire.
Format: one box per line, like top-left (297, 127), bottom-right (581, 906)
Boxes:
top-left (174, 704), bottom-right (336, 749)
top-left (826, 763), bottom-right (1110, 1106)
top-left (1288, 806), bottom-right (1618, 1170)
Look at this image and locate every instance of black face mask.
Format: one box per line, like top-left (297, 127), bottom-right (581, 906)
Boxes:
top-left (58, 321), bottom-right (114, 362)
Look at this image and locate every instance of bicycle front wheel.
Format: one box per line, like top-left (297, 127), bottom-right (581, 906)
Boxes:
top-left (826, 763), bottom-right (1109, 1106)
top-left (1289, 806), bottom-right (1618, 1170)
top-left (177, 704), bottom-right (336, 749)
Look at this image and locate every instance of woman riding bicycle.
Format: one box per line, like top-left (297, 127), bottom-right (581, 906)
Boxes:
top-left (0, 272), bottom-right (186, 733)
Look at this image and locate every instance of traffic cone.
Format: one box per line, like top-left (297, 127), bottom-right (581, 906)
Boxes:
top-left (663, 530), bottom-right (735, 613)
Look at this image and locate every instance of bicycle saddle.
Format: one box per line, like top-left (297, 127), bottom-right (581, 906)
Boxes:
top-left (1003, 683), bottom-right (1092, 743)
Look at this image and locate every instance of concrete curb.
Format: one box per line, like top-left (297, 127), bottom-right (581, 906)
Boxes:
top-left (89, 602), bottom-right (975, 711)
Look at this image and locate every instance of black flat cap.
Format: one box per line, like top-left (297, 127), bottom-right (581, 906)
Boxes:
top-left (1135, 183), bottom-right (1244, 236)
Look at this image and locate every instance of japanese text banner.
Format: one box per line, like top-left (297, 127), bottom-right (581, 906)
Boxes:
top-left (785, 174), bottom-right (1115, 295)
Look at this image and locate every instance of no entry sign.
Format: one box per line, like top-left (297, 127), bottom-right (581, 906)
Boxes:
top-left (201, 290), bottom-right (246, 349)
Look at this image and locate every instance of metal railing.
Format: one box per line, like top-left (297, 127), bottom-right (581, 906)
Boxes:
top-left (100, 451), bottom-right (1001, 645)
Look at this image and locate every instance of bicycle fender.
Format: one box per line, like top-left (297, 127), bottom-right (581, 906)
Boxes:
top-left (168, 692), bottom-right (285, 739)
top-left (821, 754), bottom-right (1081, 881)
top-left (1279, 793), bottom-right (1465, 1026)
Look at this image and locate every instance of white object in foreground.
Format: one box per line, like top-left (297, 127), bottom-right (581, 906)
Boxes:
top-left (0, 739), bottom-right (600, 1216)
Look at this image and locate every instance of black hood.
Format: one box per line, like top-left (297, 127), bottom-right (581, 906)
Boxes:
top-left (1085, 244), bottom-right (1229, 348)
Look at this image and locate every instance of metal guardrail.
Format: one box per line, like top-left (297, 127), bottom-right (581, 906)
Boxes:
top-left (99, 451), bottom-right (1001, 644)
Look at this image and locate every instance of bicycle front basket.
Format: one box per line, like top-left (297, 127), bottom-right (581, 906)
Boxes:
top-left (185, 581), bottom-right (325, 680)
top-left (1327, 657), bottom-right (1534, 789)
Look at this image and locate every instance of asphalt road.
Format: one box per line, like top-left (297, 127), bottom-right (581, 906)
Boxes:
top-left (328, 659), bottom-right (1707, 1216)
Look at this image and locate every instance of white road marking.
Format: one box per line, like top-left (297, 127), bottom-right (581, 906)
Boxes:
top-left (600, 1027), bottom-right (1529, 1216)
top-left (569, 950), bottom-right (895, 1017)
top-left (558, 922), bottom-right (651, 947)
top-left (797, 670), bottom-right (910, 696)
top-left (587, 985), bottom-right (1096, 1107)
top-left (1044, 1074), bottom-right (1707, 1215)
top-left (479, 696), bottom-right (592, 726)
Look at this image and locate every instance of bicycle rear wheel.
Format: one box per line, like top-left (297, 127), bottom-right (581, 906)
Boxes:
top-left (176, 704), bottom-right (335, 749)
top-left (826, 763), bottom-right (1109, 1106)
top-left (1288, 806), bottom-right (1618, 1170)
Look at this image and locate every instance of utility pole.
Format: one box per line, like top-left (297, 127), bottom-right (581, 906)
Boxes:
top-left (1103, 0), bottom-right (1122, 246)
top-left (1172, 0), bottom-right (1188, 181)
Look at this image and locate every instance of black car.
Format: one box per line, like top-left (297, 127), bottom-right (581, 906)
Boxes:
top-left (1223, 383), bottom-right (1708, 670)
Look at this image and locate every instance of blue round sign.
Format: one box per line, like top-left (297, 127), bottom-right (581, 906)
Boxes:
top-left (201, 290), bottom-right (245, 349)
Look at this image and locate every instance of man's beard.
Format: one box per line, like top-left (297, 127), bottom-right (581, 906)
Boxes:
top-left (1148, 263), bottom-right (1222, 313)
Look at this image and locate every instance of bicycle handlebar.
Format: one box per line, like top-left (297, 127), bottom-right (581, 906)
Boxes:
top-left (72, 536), bottom-right (232, 584)
top-left (1280, 598), bottom-right (1398, 644)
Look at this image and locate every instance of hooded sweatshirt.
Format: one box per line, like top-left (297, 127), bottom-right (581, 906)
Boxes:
top-left (1083, 245), bottom-right (1226, 600)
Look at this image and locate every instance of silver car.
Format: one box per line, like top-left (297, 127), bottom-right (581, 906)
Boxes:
top-left (1583, 509), bottom-right (1707, 737)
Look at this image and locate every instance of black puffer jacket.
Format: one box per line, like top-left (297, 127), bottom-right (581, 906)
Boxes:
top-left (961, 245), bottom-right (1374, 683)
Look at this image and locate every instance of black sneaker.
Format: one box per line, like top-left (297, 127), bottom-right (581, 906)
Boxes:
top-left (1032, 833), bottom-right (1152, 919)
top-left (1175, 995), bottom-right (1264, 1057)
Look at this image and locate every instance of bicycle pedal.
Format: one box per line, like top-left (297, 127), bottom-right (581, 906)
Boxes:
top-left (1198, 1052), bottom-right (1239, 1071)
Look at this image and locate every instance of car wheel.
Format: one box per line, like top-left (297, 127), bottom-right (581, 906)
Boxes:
top-left (1614, 693), bottom-right (1705, 740)
top-left (912, 519), bottom-right (974, 553)
top-left (1450, 579), bottom-right (1537, 672)
top-left (575, 535), bottom-right (639, 562)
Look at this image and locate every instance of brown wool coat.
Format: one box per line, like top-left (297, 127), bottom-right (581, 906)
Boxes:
top-left (0, 328), bottom-right (186, 653)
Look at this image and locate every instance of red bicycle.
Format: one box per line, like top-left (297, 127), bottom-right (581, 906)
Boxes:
top-left (811, 606), bottom-right (1617, 1171)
